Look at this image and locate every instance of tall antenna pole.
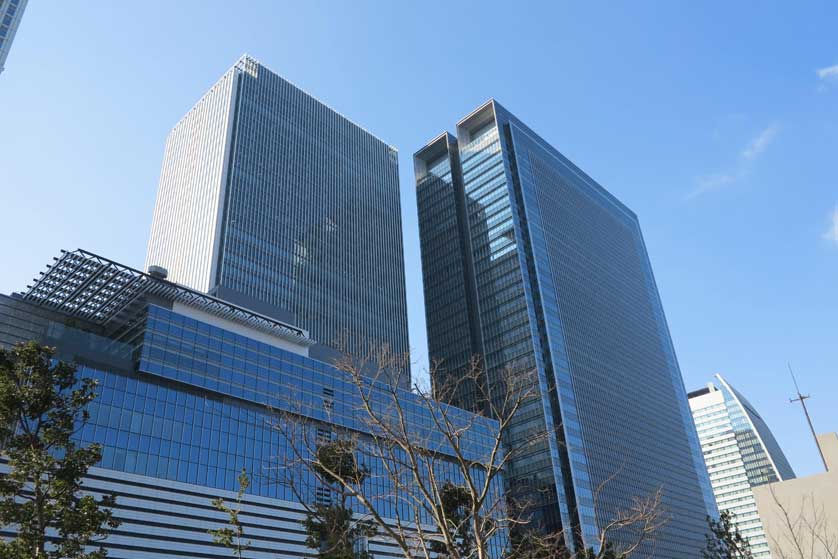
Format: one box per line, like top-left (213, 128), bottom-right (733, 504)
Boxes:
top-left (788, 363), bottom-right (828, 472)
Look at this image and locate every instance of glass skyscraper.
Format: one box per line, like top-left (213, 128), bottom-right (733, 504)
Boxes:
top-left (146, 55), bottom-right (408, 363)
top-left (0, 0), bottom-right (27, 74)
top-left (0, 249), bottom-right (503, 558)
top-left (689, 375), bottom-right (795, 558)
top-left (415, 100), bottom-right (716, 556)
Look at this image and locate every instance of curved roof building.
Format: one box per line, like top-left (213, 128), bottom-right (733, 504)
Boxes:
top-left (689, 374), bottom-right (795, 558)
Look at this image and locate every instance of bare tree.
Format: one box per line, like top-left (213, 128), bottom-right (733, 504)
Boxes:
top-left (268, 348), bottom-right (666, 559)
top-left (592, 485), bottom-right (666, 558)
top-left (764, 485), bottom-right (837, 559)
top-left (511, 479), bottom-right (666, 559)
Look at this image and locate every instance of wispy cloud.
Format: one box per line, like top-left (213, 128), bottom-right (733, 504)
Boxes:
top-left (685, 173), bottom-right (736, 201)
top-left (741, 124), bottom-right (779, 160)
top-left (816, 64), bottom-right (838, 81)
top-left (686, 124), bottom-right (779, 201)
top-left (823, 206), bottom-right (838, 246)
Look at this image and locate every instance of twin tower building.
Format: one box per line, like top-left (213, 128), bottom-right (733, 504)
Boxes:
top-left (5, 55), bottom-right (715, 556)
top-left (145, 56), bottom-right (715, 555)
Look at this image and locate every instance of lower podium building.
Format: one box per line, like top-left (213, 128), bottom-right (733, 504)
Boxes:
top-left (0, 249), bottom-right (504, 559)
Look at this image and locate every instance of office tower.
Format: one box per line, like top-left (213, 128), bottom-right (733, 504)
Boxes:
top-left (0, 0), bottom-right (27, 74)
top-left (415, 100), bottom-right (716, 557)
top-left (754, 432), bottom-right (837, 559)
top-left (689, 375), bottom-right (796, 558)
top-left (146, 55), bottom-right (408, 363)
top-left (0, 249), bottom-right (503, 558)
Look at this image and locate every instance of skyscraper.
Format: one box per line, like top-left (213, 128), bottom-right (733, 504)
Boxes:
top-left (146, 55), bottom-right (408, 362)
top-left (0, 0), bottom-right (27, 75)
top-left (415, 100), bottom-right (716, 556)
top-left (689, 375), bottom-right (796, 558)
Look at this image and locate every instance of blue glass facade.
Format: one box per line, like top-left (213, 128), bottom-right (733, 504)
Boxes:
top-left (415, 133), bottom-right (484, 409)
top-left (0, 249), bottom-right (503, 557)
top-left (415, 100), bottom-right (716, 556)
top-left (147, 56), bottom-right (409, 364)
top-left (717, 378), bottom-right (795, 484)
top-left (217, 59), bottom-right (408, 358)
top-left (75, 305), bottom-right (497, 511)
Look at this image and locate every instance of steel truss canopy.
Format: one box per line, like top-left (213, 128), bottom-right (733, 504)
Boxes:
top-left (22, 249), bottom-right (312, 346)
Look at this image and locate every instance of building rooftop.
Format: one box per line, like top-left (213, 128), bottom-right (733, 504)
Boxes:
top-left (171, 54), bottom-right (398, 151)
top-left (687, 385), bottom-right (714, 399)
top-left (20, 249), bottom-right (313, 347)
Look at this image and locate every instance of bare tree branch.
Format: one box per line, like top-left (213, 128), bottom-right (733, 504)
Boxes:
top-left (264, 347), bottom-right (667, 559)
top-left (764, 484), bottom-right (838, 559)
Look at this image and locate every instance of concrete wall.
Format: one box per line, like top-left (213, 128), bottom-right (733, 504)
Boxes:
top-left (753, 433), bottom-right (838, 559)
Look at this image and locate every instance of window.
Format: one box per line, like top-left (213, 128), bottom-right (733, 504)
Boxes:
top-left (353, 536), bottom-right (369, 558)
top-left (322, 387), bottom-right (335, 413)
top-left (316, 427), bottom-right (332, 443)
top-left (315, 486), bottom-right (331, 505)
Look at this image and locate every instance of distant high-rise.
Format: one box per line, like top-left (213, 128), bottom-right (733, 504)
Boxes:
top-left (415, 100), bottom-right (716, 556)
top-left (0, 0), bottom-right (27, 75)
top-left (689, 375), bottom-right (796, 558)
top-left (146, 55), bottom-right (408, 365)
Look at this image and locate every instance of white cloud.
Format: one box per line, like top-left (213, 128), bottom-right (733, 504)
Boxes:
top-left (823, 206), bottom-right (838, 246)
top-left (741, 124), bottom-right (779, 160)
top-left (686, 124), bottom-right (779, 201)
top-left (816, 64), bottom-right (838, 81)
top-left (685, 173), bottom-right (736, 201)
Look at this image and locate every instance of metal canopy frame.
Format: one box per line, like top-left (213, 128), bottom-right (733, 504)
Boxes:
top-left (22, 249), bottom-right (312, 346)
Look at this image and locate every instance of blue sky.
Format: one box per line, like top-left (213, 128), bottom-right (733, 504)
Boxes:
top-left (1, 1), bottom-right (836, 478)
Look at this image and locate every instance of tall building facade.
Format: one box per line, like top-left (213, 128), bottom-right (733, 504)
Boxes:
top-left (0, 249), bottom-right (503, 558)
top-left (146, 55), bottom-right (408, 362)
top-left (689, 375), bottom-right (796, 558)
top-left (415, 100), bottom-right (716, 556)
top-left (0, 0), bottom-right (27, 74)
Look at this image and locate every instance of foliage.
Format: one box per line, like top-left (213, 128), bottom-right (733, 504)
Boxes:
top-left (304, 502), bottom-right (375, 559)
top-left (0, 341), bottom-right (120, 559)
top-left (703, 510), bottom-right (754, 559)
top-left (430, 481), bottom-right (474, 558)
top-left (304, 440), bottom-right (375, 559)
top-left (314, 439), bottom-right (368, 487)
top-left (209, 468), bottom-right (252, 558)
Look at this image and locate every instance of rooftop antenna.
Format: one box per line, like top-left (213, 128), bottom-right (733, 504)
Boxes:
top-left (788, 363), bottom-right (828, 471)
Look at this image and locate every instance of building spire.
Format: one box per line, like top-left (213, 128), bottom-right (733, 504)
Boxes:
top-left (788, 363), bottom-right (828, 471)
